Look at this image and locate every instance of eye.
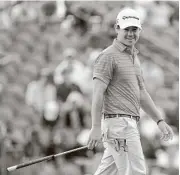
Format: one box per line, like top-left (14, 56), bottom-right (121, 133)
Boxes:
top-left (132, 28), bottom-right (138, 32)
top-left (124, 28), bottom-right (129, 31)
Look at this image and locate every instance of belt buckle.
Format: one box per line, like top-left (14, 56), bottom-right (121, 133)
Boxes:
top-left (104, 114), bottom-right (107, 119)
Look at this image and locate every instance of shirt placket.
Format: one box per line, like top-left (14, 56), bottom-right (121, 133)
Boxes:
top-left (126, 48), bottom-right (135, 65)
top-left (130, 54), bottom-right (134, 64)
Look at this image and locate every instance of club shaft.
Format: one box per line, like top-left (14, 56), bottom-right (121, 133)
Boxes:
top-left (7, 146), bottom-right (88, 171)
top-left (54, 146), bottom-right (88, 158)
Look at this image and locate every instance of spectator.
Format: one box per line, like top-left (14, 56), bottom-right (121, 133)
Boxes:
top-left (148, 1), bottom-right (173, 29)
top-left (54, 47), bottom-right (85, 88)
top-left (26, 68), bottom-right (57, 115)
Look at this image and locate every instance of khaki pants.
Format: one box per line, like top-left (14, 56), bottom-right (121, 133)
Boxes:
top-left (94, 117), bottom-right (147, 175)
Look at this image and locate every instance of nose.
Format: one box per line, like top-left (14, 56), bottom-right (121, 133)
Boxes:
top-left (127, 30), bottom-right (133, 36)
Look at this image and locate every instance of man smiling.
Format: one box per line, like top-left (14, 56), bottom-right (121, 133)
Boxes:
top-left (87, 8), bottom-right (174, 175)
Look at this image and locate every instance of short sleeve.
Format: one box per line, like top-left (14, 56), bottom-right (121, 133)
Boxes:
top-left (93, 53), bottom-right (114, 85)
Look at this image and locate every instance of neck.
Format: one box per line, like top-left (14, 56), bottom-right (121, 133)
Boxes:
top-left (126, 44), bottom-right (133, 50)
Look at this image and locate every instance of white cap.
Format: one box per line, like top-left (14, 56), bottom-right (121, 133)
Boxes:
top-left (116, 8), bottom-right (142, 29)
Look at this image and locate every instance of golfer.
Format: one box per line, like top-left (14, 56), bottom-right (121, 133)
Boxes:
top-left (87, 8), bottom-right (174, 175)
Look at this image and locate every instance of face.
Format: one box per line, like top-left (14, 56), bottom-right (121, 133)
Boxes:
top-left (115, 25), bottom-right (141, 46)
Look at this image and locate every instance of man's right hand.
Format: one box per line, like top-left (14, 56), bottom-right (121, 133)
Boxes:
top-left (87, 126), bottom-right (102, 150)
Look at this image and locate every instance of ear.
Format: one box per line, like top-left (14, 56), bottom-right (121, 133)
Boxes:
top-left (138, 28), bottom-right (142, 34)
top-left (114, 24), bottom-right (120, 33)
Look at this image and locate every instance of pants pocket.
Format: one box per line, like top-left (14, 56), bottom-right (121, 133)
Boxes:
top-left (107, 118), bottom-right (127, 139)
top-left (102, 118), bottom-right (127, 141)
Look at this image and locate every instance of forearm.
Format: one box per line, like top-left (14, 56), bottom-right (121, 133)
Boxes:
top-left (91, 91), bottom-right (104, 128)
top-left (140, 89), bottom-right (163, 123)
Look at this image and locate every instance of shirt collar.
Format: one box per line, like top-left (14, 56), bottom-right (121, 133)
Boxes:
top-left (113, 39), bottom-right (139, 55)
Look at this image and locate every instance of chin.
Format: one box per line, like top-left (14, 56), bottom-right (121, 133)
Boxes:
top-left (125, 42), bottom-right (134, 46)
top-left (126, 40), bottom-right (136, 46)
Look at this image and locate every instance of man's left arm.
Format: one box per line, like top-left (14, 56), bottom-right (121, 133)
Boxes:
top-left (140, 88), bottom-right (162, 123)
top-left (138, 74), bottom-right (174, 141)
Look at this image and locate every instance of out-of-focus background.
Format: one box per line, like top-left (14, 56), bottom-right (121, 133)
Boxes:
top-left (0, 1), bottom-right (178, 175)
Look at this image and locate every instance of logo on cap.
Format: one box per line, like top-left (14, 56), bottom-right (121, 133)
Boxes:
top-left (122, 16), bottom-right (139, 20)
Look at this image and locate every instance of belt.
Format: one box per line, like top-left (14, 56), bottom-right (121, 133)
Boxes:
top-left (103, 114), bottom-right (140, 122)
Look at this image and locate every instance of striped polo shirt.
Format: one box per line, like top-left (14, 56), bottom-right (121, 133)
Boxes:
top-left (93, 39), bottom-right (145, 116)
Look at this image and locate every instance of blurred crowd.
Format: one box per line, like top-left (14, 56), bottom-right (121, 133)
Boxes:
top-left (0, 1), bottom-right (179, 175)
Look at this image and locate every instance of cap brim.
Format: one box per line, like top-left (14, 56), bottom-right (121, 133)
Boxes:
top-left (120, 22), bottom-right (142, 30)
